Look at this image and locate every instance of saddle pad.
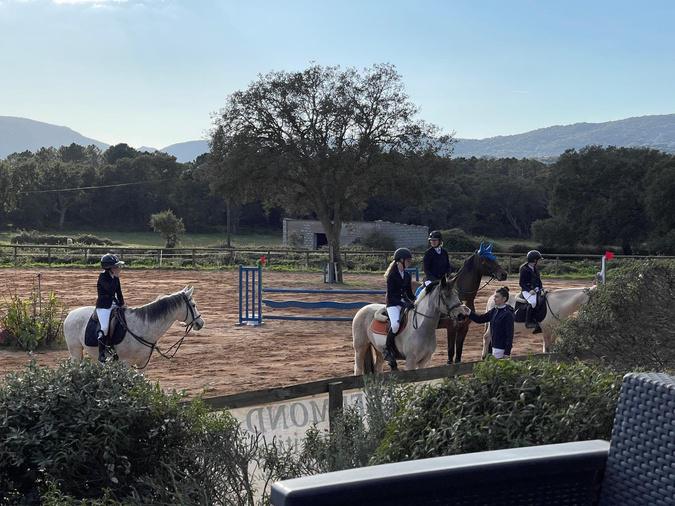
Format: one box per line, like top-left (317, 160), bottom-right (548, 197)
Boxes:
top-left (84, 309), bottom-right (128, 347)
top-left (370, 312), bottom-right (408, 335)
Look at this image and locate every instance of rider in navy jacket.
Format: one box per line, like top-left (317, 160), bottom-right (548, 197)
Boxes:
top-left (96, 270), bottom-right (125, 309)
top-left (519, 262), bottom-right (543, 292)
top-left (423, 230), bottom-right (455, 282)
top-left (386, 267), bottom-right (415, 307)
top-left (468, 287), bottom-right (514, 358)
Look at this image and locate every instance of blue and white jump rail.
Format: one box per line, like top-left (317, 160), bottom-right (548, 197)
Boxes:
top-left (238, 265), bottom-right (419, 325)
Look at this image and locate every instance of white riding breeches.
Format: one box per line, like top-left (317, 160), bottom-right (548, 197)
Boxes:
top-left (386, 306), bottom-right (402, 333)
top-left (96, 305), bottom-right (117, 335)
top-left (521, 291), bottom-right (537, 308)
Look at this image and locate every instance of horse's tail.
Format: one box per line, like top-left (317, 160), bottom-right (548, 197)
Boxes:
top-left (363, 344), bottom-right (375, 374)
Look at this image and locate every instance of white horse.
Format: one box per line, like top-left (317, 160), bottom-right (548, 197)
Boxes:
top-left (481, 286), bottom-right (594, 357)
top-left (352, 277), bottom-right (467, 374)
top-left (64, 286), bottom-right (204, 368)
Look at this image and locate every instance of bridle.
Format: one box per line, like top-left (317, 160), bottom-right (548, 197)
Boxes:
top-left (118, 292), bottom-right (202, 370)
top-left (412, 283), bottom-right (463, 329)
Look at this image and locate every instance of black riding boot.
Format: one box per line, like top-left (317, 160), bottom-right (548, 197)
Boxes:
top-left (97, 331), bottom-right (107, 363)
top-left (383, 329), bottom-right (398, 371)
top-left (98, 342), bottom-right (107, 363)
top-left (525, 306), bottom-right (542, 333)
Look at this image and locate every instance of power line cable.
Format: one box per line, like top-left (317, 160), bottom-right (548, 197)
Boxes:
top-left (22, 179), bottom-right (172, 194)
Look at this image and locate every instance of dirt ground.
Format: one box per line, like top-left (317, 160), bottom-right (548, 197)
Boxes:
top-left (0, 268), bottom-right (592, 398)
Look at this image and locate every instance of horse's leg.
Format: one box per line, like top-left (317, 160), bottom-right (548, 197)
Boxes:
top-left (374, 348), bottom-right (385, 373)
top-left (454, 322), bottom-right (469, 363)
top-left (542, 328), bottom-right (553, 353)
top-left (446, 323), bottom-right (456, 364)
top-left (481, 325), bottom-right (491, 360)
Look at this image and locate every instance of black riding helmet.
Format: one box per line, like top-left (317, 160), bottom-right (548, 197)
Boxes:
top-left (394, 248), bottom-right (413, 262)
top-left (527, 250), bottom-right (543, 263)
top-left (101, 253), bottom-right (125, 269)
top-left (428, 230), bottom-right (443, 241)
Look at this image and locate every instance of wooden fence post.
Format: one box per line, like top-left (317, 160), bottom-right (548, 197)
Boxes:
top-left (47, 247), bottom-right (51, 265)
top-left (328, 381), bottom-right (344, 433)
top-left (192, 249), bottom-right (196, 268)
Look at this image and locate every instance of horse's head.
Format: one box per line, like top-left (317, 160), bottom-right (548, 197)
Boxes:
top-left (181, 286), bottom-right (204, 330)
top-left (438, 275), bottom-right (466, 320)
top-left (476, 242), bottom-right (507, 281)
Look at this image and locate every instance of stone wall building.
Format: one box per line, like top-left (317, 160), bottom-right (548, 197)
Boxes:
top-left (283, 218), bottom-right (428, 250)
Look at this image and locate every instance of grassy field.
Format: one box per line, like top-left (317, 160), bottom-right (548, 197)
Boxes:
top-left (0, 229), bottom-right (283, 248)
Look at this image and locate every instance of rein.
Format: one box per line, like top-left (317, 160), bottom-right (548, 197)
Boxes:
top-left (117, 293), bottom-right (201, 370)
top-left (412, 285), bottom-right (462, 329)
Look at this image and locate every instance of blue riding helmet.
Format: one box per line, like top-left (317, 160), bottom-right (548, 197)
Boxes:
top-left (101, 253), bottom-right (125, 269)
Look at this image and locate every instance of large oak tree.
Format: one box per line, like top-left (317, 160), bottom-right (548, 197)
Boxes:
top-left (210, 63), bottom-right (452, 281)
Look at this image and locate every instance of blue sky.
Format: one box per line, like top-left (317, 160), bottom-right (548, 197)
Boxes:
top-left (1, 0), bottom-right (674, 148)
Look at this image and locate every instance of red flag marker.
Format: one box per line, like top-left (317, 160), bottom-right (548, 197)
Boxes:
top-left (604, 251), bottom-right (615, 260)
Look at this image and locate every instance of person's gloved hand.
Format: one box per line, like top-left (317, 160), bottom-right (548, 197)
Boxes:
top-left (403, 298), bottom-right (415, 310)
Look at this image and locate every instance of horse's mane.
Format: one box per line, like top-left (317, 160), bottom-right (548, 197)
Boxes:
top-left (130, 291), bottom-right (185, 321)
top-left (417, 281), bottom-right (439, 303)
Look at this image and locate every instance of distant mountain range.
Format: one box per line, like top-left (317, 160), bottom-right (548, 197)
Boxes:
top-left (0, 116), bottom-right (209, 162)
top-left (2, 114), bottom-right (675, 162)
top-left (453, 114), bottom-right (675, 158)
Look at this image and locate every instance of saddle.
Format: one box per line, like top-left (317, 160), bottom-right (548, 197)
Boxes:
top-left (84, 307), bottom-right (128, 347)
top-left (370, 308), bottom-right (409, 360)
top-left (514, 293), bottom-right (547, 324)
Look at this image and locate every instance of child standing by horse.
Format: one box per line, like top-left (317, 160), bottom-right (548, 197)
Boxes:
top-left (468, 286), bottom-right (514, 359)
top-left (383, 247), bottom-right (416, 370)
top-left (96, 253), bottom-right (125, 362)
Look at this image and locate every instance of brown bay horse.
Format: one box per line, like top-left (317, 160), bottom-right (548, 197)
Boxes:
top-left (442, 243), bottom-right (508, 363)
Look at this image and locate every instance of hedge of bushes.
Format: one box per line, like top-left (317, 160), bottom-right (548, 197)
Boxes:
top-left (0, 361), bottom-right (299, 505)
top-left (372, 359), bottom-right (621, 464)
top-left (554, 260), bottom-right (675, 372)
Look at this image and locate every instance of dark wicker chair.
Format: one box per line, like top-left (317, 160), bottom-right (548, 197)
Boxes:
top-left (270, 373), bottom-right (675, 506)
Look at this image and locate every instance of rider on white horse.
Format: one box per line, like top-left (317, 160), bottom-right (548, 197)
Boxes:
top-left (519, 250), bottom-right (543, 334)
top-left (96, 253), bottom-right (125, 362)
top-left (383, 248), bottom-right (416, 370)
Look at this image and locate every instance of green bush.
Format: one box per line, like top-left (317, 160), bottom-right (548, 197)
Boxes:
top-left (358, 231), bottom-right (396, 251)
top-left (10, 230), bottom-right (69, 245)
top-left (372, 359), bottom-right (620, 464)
top-left (0, 291), bottom-right (65, 350)
top-left (299, 376), bottom-right (400, 473)
top-left (73, 234), bottom-right (115, 246)
top-left (554, 260), bottom-right (675, 372)
top-left (0, 361), bottom-right (297, 504)
top-left (439, 228), bottom-right (477, 252)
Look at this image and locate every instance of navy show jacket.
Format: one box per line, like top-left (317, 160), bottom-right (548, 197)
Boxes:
top-left (386, 267), bottom-right (415, 307)
top-left (468, 305), bottom-right (515, 355)
top-left (519, 263), bottom-right (543, 292)
top-left (423, 247), bottom-right (455, 282)
top-left (96, 271), bottom-right (125, 309)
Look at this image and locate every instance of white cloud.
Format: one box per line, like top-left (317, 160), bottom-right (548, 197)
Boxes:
top-left (51, 0), bottom-right (128, 4)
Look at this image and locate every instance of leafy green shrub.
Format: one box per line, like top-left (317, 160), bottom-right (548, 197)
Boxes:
top-left (359, 231), bottom-right (396, 251)
top-left (149, 210), bottom-right (185, 249)
top-left (0, 291), bottom-right (65, 350)
top-left (0, 361), bottom-right (299, 505)
top-left (73, 234), bottom-right (115, 246)
top-left (372, 359), bottom-right (620, 464)
top-left (299, 376), bottom-right (400, 473)
top-left (10, 230), bottom-right (69, 245)
top-left (439, 228), bottom-right (477, 252)
top-left (554, 260), bottom-right (675, 371)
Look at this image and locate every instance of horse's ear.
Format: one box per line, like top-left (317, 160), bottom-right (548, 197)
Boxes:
top-left (186, 286), bottom-right (194, 296)
top-left (487, 243), bottom-right (493, 252)
top-left (441, 275), bottom-right (447, 287)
